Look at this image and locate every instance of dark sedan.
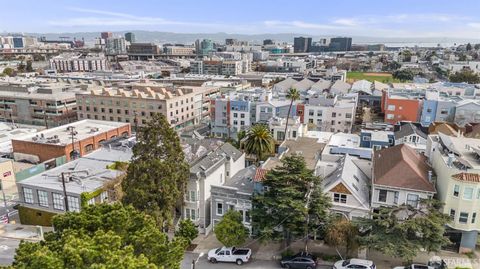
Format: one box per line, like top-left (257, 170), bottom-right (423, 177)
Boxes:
top-left (280, 253), bottom-right (317, 269)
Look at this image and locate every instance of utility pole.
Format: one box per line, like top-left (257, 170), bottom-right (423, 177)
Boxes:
top-left (304, 182), bottom-right (314, 252)
top-left (61, 172), bottom-right (69, 212)
top-left (68, 126), bottom-right (78, 160)
top-left (43, 110), bottom-right (49, 129)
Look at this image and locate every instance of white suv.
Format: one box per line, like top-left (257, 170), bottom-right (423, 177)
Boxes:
top-left (334, 259), bottom-right (376, 269)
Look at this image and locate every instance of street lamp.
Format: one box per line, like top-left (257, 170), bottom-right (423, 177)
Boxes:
top-left (191, 252), bottom-right (204, 269)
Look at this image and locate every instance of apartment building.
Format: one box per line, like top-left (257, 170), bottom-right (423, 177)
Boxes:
top-left (303, 94), bottom-right (356, 133)
top-left (382, 90), bottom-right (423, 124)
top-left (164, 46), bottom-right (195, 55)
top-left (454, 100), bottom-right (480, 127)
top-left (191, 60), bottom-right (243, 76)
top-left (0, 78), bottom-right (83, 126)
top-left (76, 82), bottom-right (219, 129)
top-left (427, 133), bottom-right (480, 253)
top-left (50, 53), bottom-right (109, 72)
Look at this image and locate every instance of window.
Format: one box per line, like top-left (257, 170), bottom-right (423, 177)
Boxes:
top-left (317, 111), bottom-right (323, 117)
top-left (245, 210), bottom-right (251, 223)
top-left (240, 113), bottom-right (245, 119)
top-left (386, 114), bottom-right (394, 120)
top-left (427, 108), bottom-right (432, 113)
top-left (406, 194), bottom-right (419, 208)
top-left (84, 144), bottom-right (94, 153)
top-left (185, 208), bottom-right (196, 220)
top-left (309, 110), bottom-right (314, 116)
top-left (473, 213), bottom-right (477, 224)
top-left (240, 121), bottom-right (245, 126)
top-left (233, 113), bottom-right (238, 118)
top-left (459, 212), bottom-right (469, 224)
top-left (362, 136), bottom-right (371, 141)
top-left (450, 209), bottom-right (456, 219)
top-left (189, 190), bottom-right (196, 202)
top-left (378, 189), bottom-right (387, 202)
top-left (387, 105), bottom-right (396, 111)
top-left (23, 188), bottom-right (33, 204)
top-left (37, 190), bottom-right (48, 207)
top-left (464, 187), bottom-right (474, 200)
top-left (477, 189), bottom-right (480, 199)
top-left (53, 193), bottom-right (64, 210)
top-left (333, 193), bottom-right (347, 203)
top-left (453, 185), bottom-right (460, 197)
top-left (331, 112), bottom-right (336, 118)
top-left (68, 196), bottom-right (80, 212)
top-left (217, 203), bottom-right (223, 215)
top-left (345, 113), bottom-right (352, 119)
top-left (394, 191), bottom-right (399, 205)
top-left (292, 131), bottom-right (297, 138)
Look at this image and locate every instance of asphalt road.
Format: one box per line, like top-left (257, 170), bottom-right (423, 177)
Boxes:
top-left (0, 237), bottom-right (20, 266)
top-left (182, 253), bottom-right (333, 269)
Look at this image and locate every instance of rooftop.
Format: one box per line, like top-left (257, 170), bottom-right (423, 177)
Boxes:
top-left (220, 165), bottom-right (257, 194)
top-left (12, 120), bottom-right (129, 146)
top-left (18, 146), bottom-right (132, 195)
top-left (373, 144), bottom-right (435, 193)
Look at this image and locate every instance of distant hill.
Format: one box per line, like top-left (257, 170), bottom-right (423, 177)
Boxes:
top-left (5, 30), bottom-right (480, 47)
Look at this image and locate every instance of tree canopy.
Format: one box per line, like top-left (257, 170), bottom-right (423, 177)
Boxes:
top-left (325, 218), bottom-right (358, 257)
top-left (252, 155), bottom-right (330, 246)
top-left (243, 124), bottom-right (275, 163)
top-left (449, 69), bottom-right (480, 84)
top-left (175, 219), bottom-right (198, 245)
top-left (122, 113), bottom-right (189, 226)
top-left (393, 69), bottom-right (415, 82)
top-left (12, 204), bottom-right (187, 269)
top-left (355, 199), bottom-right (450, 262)
top-left (215, 210), bottom-right (249, 247)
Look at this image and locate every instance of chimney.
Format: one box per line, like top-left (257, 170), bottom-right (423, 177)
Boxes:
top-left (428, 170), bottom-right (433, 182)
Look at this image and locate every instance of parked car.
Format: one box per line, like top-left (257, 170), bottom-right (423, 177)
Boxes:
top-left (280, 252), bottom-right (317, 269)
top-left (207, 246), bottom-right (252, 265)
top-left (333, 258), bottom-right (376, 269)
top-left (394, 265), bottom-right (434, 269)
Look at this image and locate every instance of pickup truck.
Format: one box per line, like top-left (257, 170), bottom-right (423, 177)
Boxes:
top-left (207, 246), bottom-right (252, 265)
top-left (393, 264), bottom-right (434, 269)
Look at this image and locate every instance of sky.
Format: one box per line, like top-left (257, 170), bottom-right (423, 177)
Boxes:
top-left (2, 0), bottom-right (480, 38)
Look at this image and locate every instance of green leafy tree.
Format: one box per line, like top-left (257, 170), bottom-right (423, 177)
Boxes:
top-left (175, 219), bottom-right (198, 245)
top-left (12, 204), bottom-right (187, 269)
top-left (474, 44), bottom-right (480, 50)
top-left (325, 218), bottom-right (358, 257)
top-left (401, 50), bottom-right (412, 62)
top-left (2, 67), bottom-right (14, 77)
top-left (215, 210), bottom-right (248, 247)
top-left (122, 113), bottom-right (189, 226)
top-left (393, 69), bottom-right (415, 82)
top-left (243, 124), bottom-right (275, 163)
top-left (17, 61), bottom-right (26, 73)
top-left (252, 155), bottom-right (330, 246)
top-left (284, 88), bottom-right (300, 141)
top-left (459, 54), bottom-right (467, 61)
top-left (388, 61), bottom-right (401, 71)
top-left (466, 43), bottom-right (473, 51)
top-left (26, 60), bottom-right (33, 72)
top-left (449, 69), bottom-right (480, 84)
top-left (355, 199), bottom-right (450, 262)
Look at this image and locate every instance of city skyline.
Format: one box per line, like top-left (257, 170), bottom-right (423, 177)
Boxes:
top-left (2, 0), bottom-right (480, 38)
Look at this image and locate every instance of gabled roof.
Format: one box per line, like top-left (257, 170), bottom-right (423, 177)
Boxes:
top-left (273, 77), bottom-right (297, 91)
top-left (292, 78), bottom-right (315, 91)
top-left (330, 80), bottom-right (351, 94)
top-left (373, 144), bottom-right (435, 193)
top-left (310, 79), bottom-right (332, 91)
top-left (394, 122), bottom-right (427, 140)
top-left (323, 155), bottom-right (371, 210)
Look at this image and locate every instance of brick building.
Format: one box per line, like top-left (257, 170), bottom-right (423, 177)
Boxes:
top-left (12, 120), bottom-right (130, 163)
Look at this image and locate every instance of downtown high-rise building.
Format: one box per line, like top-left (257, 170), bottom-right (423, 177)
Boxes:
top-left (293, 37), bottom-right (312, 53)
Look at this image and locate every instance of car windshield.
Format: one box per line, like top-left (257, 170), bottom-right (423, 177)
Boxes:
top-left (342, 260), bottom-right (350, 267)
top-left (215, 248), bottom-right (221, 254)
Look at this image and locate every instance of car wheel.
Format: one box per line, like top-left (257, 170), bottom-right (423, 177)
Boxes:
top-left (236, 259), bottom-right (243, 265)
top-left (284, 264), bottom-right (291, 269)
top-left (306, 266), bottom-right (313, 269)
top-left (209, 258), bottom-right (217, 263)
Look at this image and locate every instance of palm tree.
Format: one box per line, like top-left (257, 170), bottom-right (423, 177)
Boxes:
top-left (284, 88), bottom-right (300, 141)
top-left (243, 124), bottom-right (275, 164)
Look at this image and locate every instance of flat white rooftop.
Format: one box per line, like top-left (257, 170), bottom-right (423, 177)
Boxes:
top-left (13, 120), bottom-right (129, 146)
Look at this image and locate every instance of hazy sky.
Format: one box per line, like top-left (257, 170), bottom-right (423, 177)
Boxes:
top-left (2, 0), bottom-right (480, 38)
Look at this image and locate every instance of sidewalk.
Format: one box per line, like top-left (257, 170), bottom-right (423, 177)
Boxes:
top-left (0, 223), bottom-right (53, 241)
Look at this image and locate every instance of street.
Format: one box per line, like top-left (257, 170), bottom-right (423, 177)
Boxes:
top-left (0, 237), bottom-right (20, 266)
top-left (181, 253), bottom-right (333, 269)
